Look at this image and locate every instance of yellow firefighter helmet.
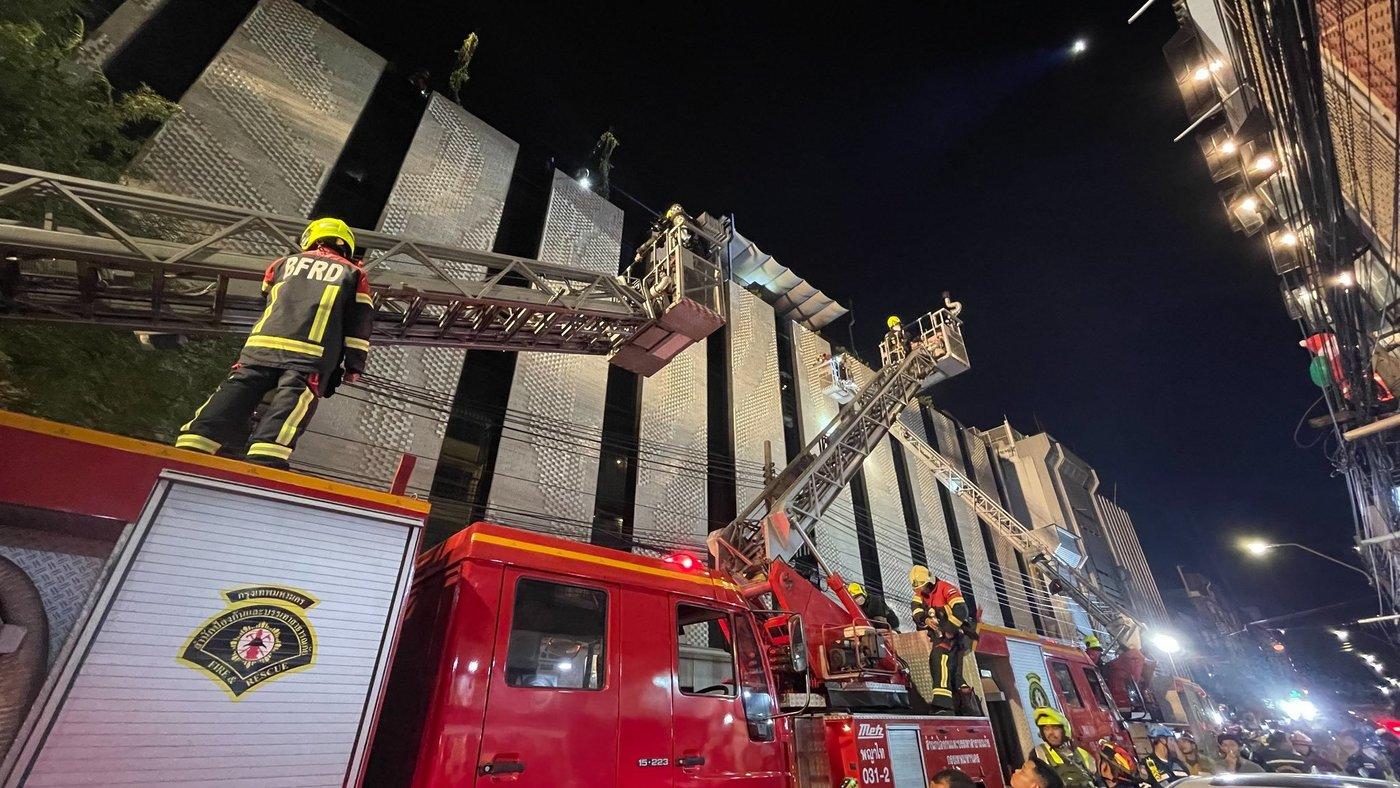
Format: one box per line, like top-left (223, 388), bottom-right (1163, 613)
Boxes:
top-left (909, 565), bottom-right (931, 588)
top-left (1084, 635), bottom-right (1102, 650)
top-left (847, 582), bottom-right (865, 598)
top-left (300, 217), bottom-right (356, 255)
top-left (1034, 707), bottom-right (1070, 734)
top-left (886, 315), bottom-right (902, 329)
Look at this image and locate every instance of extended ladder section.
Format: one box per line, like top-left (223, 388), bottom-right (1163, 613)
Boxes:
top-left (711, 309), bottom-right (970, 577)
top-left (888, 423), bottom-right (1141, 648)
top-left (0, 164), bottom-right (722, 375)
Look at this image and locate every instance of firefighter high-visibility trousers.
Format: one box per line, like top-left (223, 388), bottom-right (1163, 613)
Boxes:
top-left (176, 365), bottom-right (318, 463)
top-left (928, 635), bottom-right (967, 712)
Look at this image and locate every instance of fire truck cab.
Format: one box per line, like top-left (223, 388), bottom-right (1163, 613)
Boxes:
top-left (366, 522), bottom-right (1004, 788)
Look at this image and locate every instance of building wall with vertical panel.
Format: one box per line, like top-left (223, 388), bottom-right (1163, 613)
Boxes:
top-left (728, 287), bottom-right (784, 506)
top-left (298, 96), bottom-right (517, 491)
top-left (964, 428), bottom-right (1037, 632)
top-left (487, 170), bottom-right (622, 535)
top-left (790, 325), bottom-right (861, 582)
top-left (1096, 494), bottom-right (1169, 625)
top-left (896, 410), bottom-right (960, 595)
top-left (129, 0), bottom-right (382, 216)
top-left (847, 358), bottom-right (913, 600)
top-left (926, 409), bottom-right (1002, 626)
top-left (634, 340), bottom-right (709, 549)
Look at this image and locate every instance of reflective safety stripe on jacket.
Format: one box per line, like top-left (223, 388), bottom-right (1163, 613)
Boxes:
top-left (239, 248), bottom-right (373, 380)
top-left (1035, 743), bottom-right (1097, 788)
top-left (912, 578), bottom-right (969, 635)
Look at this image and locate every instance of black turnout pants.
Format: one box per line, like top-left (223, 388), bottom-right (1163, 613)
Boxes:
top-left (929, 633), bottom-right (968, 712)
top-left (177, 365), bottom-right (318, 465)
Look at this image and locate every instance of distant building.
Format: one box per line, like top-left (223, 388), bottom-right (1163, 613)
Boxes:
top-left (1096, 495), bottom-right (1170, 627)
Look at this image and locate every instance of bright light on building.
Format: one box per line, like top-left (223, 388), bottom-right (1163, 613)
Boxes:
top-left (1221, 140), bottom-right (1238, 155)
top-left (1333, 629), bottom-right (1350, 640)
top-left (1253, 154), bottom-right (1277, 173)
top-left (1278, 232), bottom-right (1298, 247)
top-left (1337, 271), bottom-right (1355, 288)
top-left (1244, 540), bottom-right (1272, 556)
top-left (1194, 66), bottom-right (1211, 81)
top-left (578, 175), bottom-right (593, 189)
top-left (1071, 39), bottom-right (1088, 55)
top-left (1209, 59), bottom-right (1225, 72)
top-left (1279, 697), bottom-right (1319, 720)
top-left (1238, 196), bottom-right (1259, 213)
top-left (1151, 632), bottom-right (1182, 654)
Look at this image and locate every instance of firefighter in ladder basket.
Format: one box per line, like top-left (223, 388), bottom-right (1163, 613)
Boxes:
top-left (175, 218), bottom-right (373, 469)
top-left (910, 564), bottom-right (978, 715)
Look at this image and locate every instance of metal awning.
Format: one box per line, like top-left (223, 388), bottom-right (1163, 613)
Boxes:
top-left (726, 229), bottom-right (847, 330)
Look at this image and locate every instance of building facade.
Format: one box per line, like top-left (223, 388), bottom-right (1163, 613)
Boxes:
top-left (86, 0), bottom-right (1166, 642)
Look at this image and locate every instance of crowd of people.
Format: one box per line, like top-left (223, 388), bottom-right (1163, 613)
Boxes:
top-left (1014, 711), bottom-right (1400, 788)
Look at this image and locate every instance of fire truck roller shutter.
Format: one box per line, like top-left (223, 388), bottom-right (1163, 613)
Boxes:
top-left (0, 555), bottom-right (48, 762)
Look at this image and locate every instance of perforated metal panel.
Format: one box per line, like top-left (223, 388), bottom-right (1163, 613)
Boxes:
top-left (299, 100), bottom-right (517, 491)
top-left (130, 0), bottom-right (382, 215)
top-left (6, 475), bottom-right (419, 788)
top-left (926, 411), bottom-right (1001, 626)
top-left (634, 340), bottom-right (709, 548)
top-left (846, 359), bottom-right (913, 606)
top-left (790, 325), bottom-right (860, 582)
top-left (488, 170), bottom-right (621, 535)
top-left (728, 288), bottom-right (784, 506)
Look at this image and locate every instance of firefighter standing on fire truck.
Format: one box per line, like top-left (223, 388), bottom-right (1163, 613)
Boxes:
top-left (910, 564), bottom-right (976, 715)
top-left (175, 218), bottom-right (373, 469)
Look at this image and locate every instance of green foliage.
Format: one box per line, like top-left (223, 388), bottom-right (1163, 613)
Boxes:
top-left (0, 0), bottom-right (221, 443)
top-left (0, 1), bottom-right (177, 182)
top-left (449, 32), bottom-right (479, 104)
top-left (0, 326), bottom-right (240, 442)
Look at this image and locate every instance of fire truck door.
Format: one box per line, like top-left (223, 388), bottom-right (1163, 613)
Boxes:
top-left (476, 570), bottom-right (620, 785)
top-left (671, 601), bottom-right (785, 785)
top-left (1046, 658), bottom-right (1099, 747)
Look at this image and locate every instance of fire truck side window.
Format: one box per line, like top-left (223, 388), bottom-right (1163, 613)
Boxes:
top-left (676, 605), bottom-right (737, 697)
top-left (504, 578), bottom-right (607, 690)
top-left (733, 614), bottom-right (777, 742)
top-left (1050, 660), bottom-right (1083, 708)
top-left (1081, 666), bottom-right (1112, 710)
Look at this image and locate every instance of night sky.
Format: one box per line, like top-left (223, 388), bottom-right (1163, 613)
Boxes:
top-left (324, 2), bottom-right (1370, 626)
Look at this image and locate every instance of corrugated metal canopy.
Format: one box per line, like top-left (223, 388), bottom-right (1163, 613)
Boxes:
top-left (727, 229), bottom-right (848, 331)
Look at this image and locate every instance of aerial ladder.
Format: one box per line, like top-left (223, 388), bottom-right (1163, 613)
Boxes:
top-left (887, 420), bottom-right (1144, 654)
top-left (0, 164), bottom-right (723, 372)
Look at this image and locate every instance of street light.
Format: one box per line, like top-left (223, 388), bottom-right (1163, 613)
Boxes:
top-left (1071, 39), bottom-right (1088, 56)
top-left (1241, 540), bottom-right (1373, 582)
top-left (1151, 632), bottom-right (1182, 654)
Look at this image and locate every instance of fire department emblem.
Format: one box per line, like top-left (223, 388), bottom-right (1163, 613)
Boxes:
top-left (178, 586), bottom-right (318, 699)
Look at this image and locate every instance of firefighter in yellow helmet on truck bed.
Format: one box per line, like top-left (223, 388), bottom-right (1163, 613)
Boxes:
top-left (910, 564), bottom-right (977, 715)
top-left (175, 218), bottom-right (373, 468)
